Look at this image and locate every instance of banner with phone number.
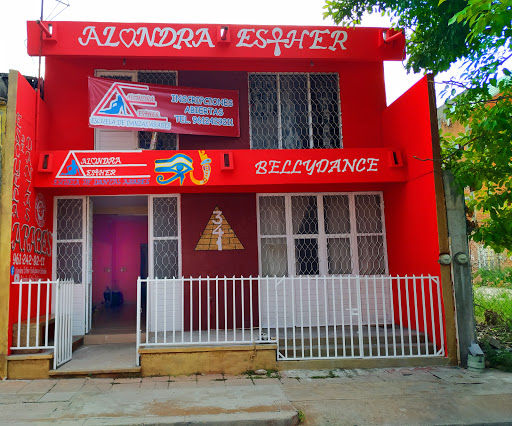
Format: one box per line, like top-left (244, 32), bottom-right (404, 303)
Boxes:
top-left (88, 77), bottom-right (240, 137)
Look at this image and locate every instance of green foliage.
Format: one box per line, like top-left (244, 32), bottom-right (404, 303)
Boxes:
top-left (323, 0), bottom-right (475, 74)
top-left (298, 410), bottom-right (306, 423)
top-left (481, 340), bottom-right (512, 372)
top-left (324, 0), bottom-right (512, 252)
top-left (441, 77), bottom-right (512, 253)
top-left (473, 287), bottom-right (512, 325)
top-left (473, 267), bottom-right (512, 289)
top-left (310, 370), bottom-right (340, 379)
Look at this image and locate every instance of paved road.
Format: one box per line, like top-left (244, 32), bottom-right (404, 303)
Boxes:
top-left (0, 366), bottom-right (511, 425)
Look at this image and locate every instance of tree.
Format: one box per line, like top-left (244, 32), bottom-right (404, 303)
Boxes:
top-left (323, 0), bottom-right (512, 252)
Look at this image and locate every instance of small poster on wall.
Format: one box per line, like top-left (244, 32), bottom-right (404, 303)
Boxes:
top-left (195, 206), bottom-right (244, 251)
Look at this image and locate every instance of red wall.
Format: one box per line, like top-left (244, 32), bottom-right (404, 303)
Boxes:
top-left (339, 61), bottom-right (386, 149)
top-left (381, 76), bottom-right (443, 344)
top-left (42, 56), bottom-right (387, 154)
top-left (92, 215), bottom-right (148, 304)
top-left (180, 193), bottom-right (259, 330)
top-left (382, 76), bottom-right (440, 277)
top-left (181, 193), bottom-right (258, 277)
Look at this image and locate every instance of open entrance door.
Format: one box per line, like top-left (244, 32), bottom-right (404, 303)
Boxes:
top-left (90, 196), bottom-right (148, 336)
top-left (54, 196), bottom-right (88, 366)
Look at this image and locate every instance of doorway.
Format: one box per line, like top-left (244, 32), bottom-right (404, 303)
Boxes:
top-left (90, 196), bottom-right (148, 335)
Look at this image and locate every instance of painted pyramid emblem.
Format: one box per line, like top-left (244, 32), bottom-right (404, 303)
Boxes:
top-left (195, 206), bottom-right (244, 251)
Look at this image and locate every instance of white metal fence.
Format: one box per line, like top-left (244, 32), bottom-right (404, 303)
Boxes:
top-left (11, 279), bottom-right (74, 369)
top-left (136, 275), bottom-right (445, 364)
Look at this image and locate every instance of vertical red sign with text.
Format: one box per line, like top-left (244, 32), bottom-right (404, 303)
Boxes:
top-left (10, 73), bottom-right (53, 344)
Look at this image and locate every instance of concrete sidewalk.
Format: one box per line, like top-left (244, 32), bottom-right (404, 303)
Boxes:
top-left (0, 366), bottom-right (511, 425)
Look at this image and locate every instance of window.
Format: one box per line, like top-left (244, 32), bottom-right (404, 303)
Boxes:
top-left (94, 70), bottom-right (178, 151)
top-left (151, 196), bottom-right (180, 278)
top-left (258, 193), bottom-right (387, 276)
top-left (249, 73), bottom-right (342, 149)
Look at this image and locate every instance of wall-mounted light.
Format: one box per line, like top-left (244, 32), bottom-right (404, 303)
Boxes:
top-left (388, 150), bottom-right (404, 167)
top-left (220, 151), bottom-right (234, 170)
top-left (217, 25), bottom-right (230, 44)
top-left (221, 26), bottom-right (228, 40)
top-left (36, 20), bottom-right (57, 42)
top-left (38, 153), bottom-right (53, 172)
top-left (382, 29), bottom-right (403, 44)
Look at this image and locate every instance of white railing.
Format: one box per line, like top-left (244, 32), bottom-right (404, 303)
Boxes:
top-left (11, 279), bottom-right (74, 369)
top-left (136, 275), bottom-right (445, 364)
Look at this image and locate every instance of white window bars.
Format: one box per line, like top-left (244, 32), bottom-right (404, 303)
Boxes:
top-left (249, 73), bottom-right (342, 149)
top-left (257, 193), bottom-right (388, 277)
top-left (136, 274), bottom-right (445, 365)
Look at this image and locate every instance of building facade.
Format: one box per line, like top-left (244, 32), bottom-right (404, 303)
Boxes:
top-left (0, 21), bottom-right (457, 378)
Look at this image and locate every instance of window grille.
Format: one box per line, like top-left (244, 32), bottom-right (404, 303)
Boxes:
top-left (355, 194), bottom-right (386, 275)
top-left (137, 71), bottom-right (177, 150)
top-left (258, 193), bottom-right (386, 276)
top-left (55, 198), bottom-right (84, 283)
top-left (249, 73), bottom-right (342, 149)
top-left (95, 70), bottom-right (178, 150)
top-left (151, 196), bottom-right (179, 279)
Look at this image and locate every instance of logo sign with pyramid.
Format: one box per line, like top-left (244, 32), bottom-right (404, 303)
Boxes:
top-left (195, 207), bottom-right (244, 251)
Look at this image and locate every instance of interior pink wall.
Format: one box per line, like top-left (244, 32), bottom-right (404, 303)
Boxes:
top-left (92, 215), bottom-right (148, 304)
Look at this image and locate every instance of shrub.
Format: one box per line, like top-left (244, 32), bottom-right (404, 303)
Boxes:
top-left (473, 267), bottom-right (512, 289)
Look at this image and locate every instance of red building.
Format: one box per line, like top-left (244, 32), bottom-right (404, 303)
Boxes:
top-left (0, 21), bottom-right (457, 378)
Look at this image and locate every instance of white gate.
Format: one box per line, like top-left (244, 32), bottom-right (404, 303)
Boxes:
top-left (54, 279), bottom-right (74, 368)
top-left (54, 197), bottom-right (87, 338)
top-left (10, 279), bottom-right (74, 368)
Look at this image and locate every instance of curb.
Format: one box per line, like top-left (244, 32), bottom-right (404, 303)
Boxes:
top-left (35, 411), bottom-right (299, 425)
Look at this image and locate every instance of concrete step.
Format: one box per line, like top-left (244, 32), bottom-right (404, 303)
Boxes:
top-left (49, 366), bottom-right (141, 379)
top-left (48, 411), bottom-right (299, 425)
top-left (279, 333), bottom-right (431, 348)
top-left (280, 342), bottom-right (437, 358)
top-left (84, 333), bottom-right (137, 344)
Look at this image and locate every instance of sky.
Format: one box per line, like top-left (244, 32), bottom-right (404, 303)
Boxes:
top-left (1, 0), bottom-right (425, 105)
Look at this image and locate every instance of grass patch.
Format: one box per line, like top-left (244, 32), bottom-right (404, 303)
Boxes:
top-left (481, 340), bottom-right (512, 372)
top-left (266, 369), bottom-right (281, 379)
top-left (310, 370), bottom-right (339, 379)
top-left (297, 410), bottom-right (306, 423)
top-left (475, 287), bottom-right (512, 373)
top-left (243, 369), bottom-right (280, 379)
top-left (473, 267), bottom-right (512, 289)
top-left (473, 287), bottom-right (512, 328)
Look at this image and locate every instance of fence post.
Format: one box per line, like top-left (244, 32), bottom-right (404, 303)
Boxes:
top-left (136, 277), bottom-right (141, 367)
top-left (443, 170), bottom-right (476, 367)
